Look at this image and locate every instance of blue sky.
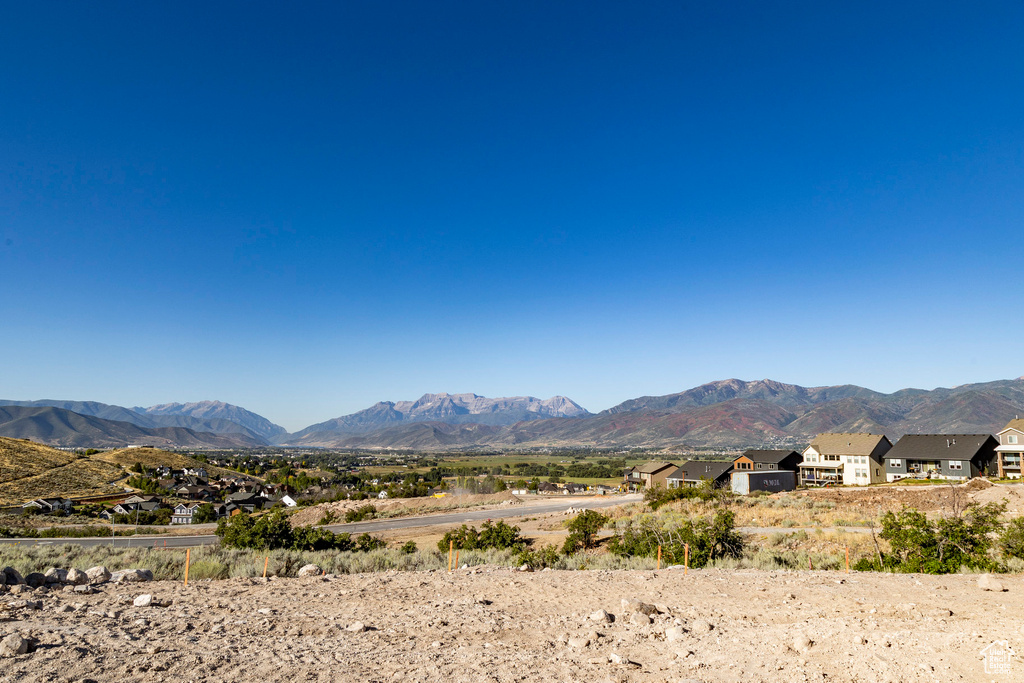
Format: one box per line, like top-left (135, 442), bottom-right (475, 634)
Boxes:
top-left (2, 1), bottom-right (1022, 431)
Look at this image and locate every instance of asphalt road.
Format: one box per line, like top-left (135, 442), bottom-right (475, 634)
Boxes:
top-left (0, 495), bottom-right (642, 549)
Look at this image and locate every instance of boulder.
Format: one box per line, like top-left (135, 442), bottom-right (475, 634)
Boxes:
top-left (73, 585), bottom-right (95, 595)
top-left (1, 567), bottom-right (25, 586)
top-left (346, 621), bottom-right (366, 632)
top-left (690, 619), bottom-right (713, 633)
top-left (9, 585), bottom-right (31, 595)
top-left (43, 568), bottom-right (68, 585)
top-left (297, 564), bottom-right (323, 578)
top-left (0, 634), bottom-right (28, 658)
top-left (133, 594), bottom-right (153, 607)
top-left (83, 566), bottom-right (109, 585)
top-left (24, 573), bottom-right (46, 589)
top-left (629, 611), bottom-right (652, 626)
top-left (978, 575), bottom-right (1006, 592)
top-left (665, 626), bottom-right (685, 642)
top-left (589, 609), bottom-right (612, 623)
top-left (111, 569), bottom-right (150, 583)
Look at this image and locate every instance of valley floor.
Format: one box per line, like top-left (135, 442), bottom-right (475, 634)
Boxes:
top-left (2, 566), bottom-right (1021, 682)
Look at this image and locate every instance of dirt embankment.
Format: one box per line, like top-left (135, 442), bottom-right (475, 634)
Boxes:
top-left (2, 567), bottom-right (1022, 682)
top-left (797, 481), bottom-right (1024, 517)
top-left (289, 491), bottom-right (523, 526)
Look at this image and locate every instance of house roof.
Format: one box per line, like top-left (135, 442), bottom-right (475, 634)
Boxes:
top-left (998, 419), bottom-right (1024, 434)
top-left (886, 434), bottom-right (997, 461)
top-left (808, 433), bottom-right (891, 456)
top-left (677, 460), bottom-right (733, 481)
top-left (739, 450), bottom-right (799, 464)
top-left (636, 461), bottom-right (676, 474)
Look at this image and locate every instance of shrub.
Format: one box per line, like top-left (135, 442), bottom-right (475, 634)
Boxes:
top-left (999, 517), bottom-right (1024, 560)
top-left (562, 509), bottom-right (609, 554)
top-left (216, 511), bottom-right (386, 552)
top-left (345, 505), bottom-right (377, 523)
top-left (644, 480), bottom-right (721, 511)
top-left (517, 544), bottom-right (561, 569)
top-left (608, 509), bottom-right (744, 567)
top-left (400, 541), bottom-right (417, 554)
top-left (437, 520), bottom-right (526, 553)
top-left (874, 503), bottom-right (1005, 574)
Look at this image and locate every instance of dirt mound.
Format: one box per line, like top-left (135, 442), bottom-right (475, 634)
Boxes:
top-left (963, 477), bottom-right (993, 492)
top-left (290, 491), bottom-right (523, 527)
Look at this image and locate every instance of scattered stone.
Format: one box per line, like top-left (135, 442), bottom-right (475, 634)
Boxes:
top-left (629, 612), bottom-right (652, 626)
top-left (9, 585), bottom-right (31, 595)
top-left (621, 598), bottom-right (658, 615)
top-left (43, 568), bottom-right (67, 585)
top-left (33, 586), bottom-right (48, 595)
top-left (475, 597), bottom-right (492, 605)
top-left (297, 564), bottom-right (323, 578)
top-left (346, 621), bottom-right (366, 632)
top-left (518, 564), bottom-right (532, 572)
top-left (1, 568), bottom-right (25, 586)
top-left (133, 594), bottom-right (153, 607)
top-left (568, 636), bottom-right (590, 649)
top-left (111, 569), bottom-right (150, 584)
top-left (84, 567), bottom-right (109, 585)
top-left (590, 609), bottom-right (612, 623)
top-left (74, 585), bottom-right (95, 595)
top-left (0, 634), bottom-right (28, 658)
top-left (978, 575), bottom-right (1006, 592)
top-left (6, 600), bottom-right (41, 611)
top-left (793, 634), bottom-right (813, 652)
top-left (665, 626), bottom-right (685, 642)
top-left (690, 619), bottom-right (713, 633)
top-left (853, 635), bottom-right (867, 645)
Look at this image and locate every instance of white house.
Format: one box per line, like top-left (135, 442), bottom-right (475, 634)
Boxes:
top-left (798, 433), bottom-right (891, 486)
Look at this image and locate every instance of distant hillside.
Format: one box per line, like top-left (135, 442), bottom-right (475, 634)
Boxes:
top-left (0, 437), bottom-right (125, 505)
top-left (95, 447), bottom-right (241, 479)
top-left (136, 400), bottom-right (286, 440)
top-left (0, 399), bottom-right (271, 442)
top-left (287, 378), bottom-right (1024, 450)
top-left (0, 406), bottom-right (264, 449)
top-left (285, 393), bottom-right (589, 443)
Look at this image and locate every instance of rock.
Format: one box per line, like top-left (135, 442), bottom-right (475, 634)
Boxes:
top-left (33, 586), bottom-right (48, 595)
top-left (1, 567), bottom-right (25, 585)
top-left (590, 609), bottom-right (612, 623)
top-left (346, 621), bottom-right (366, 632)
top-left (568, 636), bottom-right (591, 649)
top-left (43, 568), bottom-right (67, 584)
top-left (518, 564), bottom-right (532, 572)
top-left (24, 573), bottom-right (46, 589)
top-left (978, 575), bottom-right (1006, 592)
top-left (853, 635), bottom-right (867, 645)
top-left (665, 626), bottom-right (685, 642)
top-left (629, 612), bottom-right (652, 626)
top-left (297, 564), bottom-right (323, 578)
top-left (133, 594), bottom-right (153, 607)
top-left (0, 634), bottom-right (28, 657)
top-left (690, 619), bottom-right (713, 633)
top-left (620, 598), bottom-right (658, 615)
top-left (84, 567), bottom-right (109, 585)
top-left (111, 569), bottom-right (151, 583)
top-left (6, 600), bottom-right (41, 611)
top-left (9, 585), bottom-right (31, 595)
top-left (793, 634), bottom-right (813, 652)
top-left (73, 585), bottom-right (95, 595)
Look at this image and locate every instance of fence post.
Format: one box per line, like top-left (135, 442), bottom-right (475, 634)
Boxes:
top-left (657, 545), bottom-right (661, 571)
top-left (455, 549), bottom-right (460, 570)
top-left (448, 540), bottom-right (453, 572)
top-left (184, 548), bottom-right (191, 587)
top-left (684, 543), bottom-right (689, 575)
top-left (845, 546), bottom-right (850, 574)
top-left (263, 556), bottom-right (269, 578)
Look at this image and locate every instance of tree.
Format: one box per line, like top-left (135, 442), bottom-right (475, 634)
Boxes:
top-left (562, 509), bottom-right (609, 554)
top-left (191, 503), bottom-right (217, 525)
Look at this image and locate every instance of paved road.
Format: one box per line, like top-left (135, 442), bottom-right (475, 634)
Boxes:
top-left (0, 495), bottom-right (642, 549)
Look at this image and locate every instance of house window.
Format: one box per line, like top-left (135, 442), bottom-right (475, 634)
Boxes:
top-left (825, 454), bottom-right (840, 462)
top-left (949, 461), bottom-right (963, 470)
top-left (769, 464), bottom-right (775, 469)
top-left (1009, 435), bottom-right (1019, 445)
top-left (756, 463), bottom-right (762, 469)
top-left (891, 459), bottom-right (902, 468)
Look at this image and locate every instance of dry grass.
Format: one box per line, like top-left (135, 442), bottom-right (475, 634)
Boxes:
top-left (0, 437), bottom-right (126, 505)
top-left (96, 447), bottom-right (239, 478)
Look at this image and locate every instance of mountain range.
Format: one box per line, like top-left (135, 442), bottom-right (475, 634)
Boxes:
top-left (2, 378), bottom-right (1023, 450)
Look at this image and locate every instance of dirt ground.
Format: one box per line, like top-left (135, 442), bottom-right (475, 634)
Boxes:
top-left (797, 481), bottom-right (1024, 517)
top-left (2, 567), bottom-right (1022, 683)
top-left (289, 492), bottom-right (524, 527)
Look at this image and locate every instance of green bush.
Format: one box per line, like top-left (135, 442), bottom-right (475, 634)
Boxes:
top-left (562, 509), bottom-right (609, 554)
top-left (400, 541), bottom-right (417, 554)
top-left (872, 503), bottom-right (1005, 574)
top-left (437, 520), bottom-right (526, 553)
top-left (644, 480), bottom-right (721, 511)
top-left (608, 509), bottom-right (743, 567)
top-left (345, 504), bottom-right (377, 523)
top-left (216, 511), bottom-right (386, 552)
top-left (517, 544), bottom-right (561, 569)
top-left (999, 517), bottom-right (1024, 560)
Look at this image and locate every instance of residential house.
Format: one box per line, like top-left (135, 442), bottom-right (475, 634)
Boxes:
top-left (175, 485), bottom-right (215, 502)
top-left (730, 450), bottom-right (800, 495)
top-left (995, 419), bottom-right (1024, 479)
top-left (225, 491), bottom-right (269, 513)
top-left (21, 498), bottom-right (74, 514)
top-left (798, 433), bottom-right (892, 486)
top-left (666, 461), bottom-right (733, 489)
top-left (626, 462), bottom-right (677, 490)
top-left (536, 482), bottom-right (561, 494)
top-left (170, 503), bottom-right (201, 525)
top-left (279, 494), bottom-right (298, 507)
top-left (883, 434), bottom-right (998, 481)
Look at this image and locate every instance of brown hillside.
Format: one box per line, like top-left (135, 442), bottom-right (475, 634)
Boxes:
top-left (0, 437), bottom-right (126, 505)
top-left (95, 447), bottom-right (240, 479)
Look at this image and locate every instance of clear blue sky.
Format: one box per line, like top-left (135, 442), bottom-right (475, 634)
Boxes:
top-left (2, 1), bottom-right (1022, 431)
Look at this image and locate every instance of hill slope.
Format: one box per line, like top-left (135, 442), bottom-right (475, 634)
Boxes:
top-left (0, 437), bottom-right (126, 505)
top-left (0, 406), bottom-right (264, 449)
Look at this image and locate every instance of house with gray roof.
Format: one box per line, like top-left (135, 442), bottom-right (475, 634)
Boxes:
top-left (666, 461), bottom-right (733, 489)
top-left (883, 434), bottom-right (998, 481)
top-left (798, 433), bottom-right (891, 486)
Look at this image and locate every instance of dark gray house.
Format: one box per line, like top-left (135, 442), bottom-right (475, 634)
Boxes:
top-left (666, 461), bottom-right (733, 489)
top-left (730, 450), bottom-right (800, 494)
top-left (884, 434), bottom-right (998, 482)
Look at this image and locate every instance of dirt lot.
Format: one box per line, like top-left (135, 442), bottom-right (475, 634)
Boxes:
top-left (289, 492), bottom-right (524, 526)
top-left (3, 567), bottom-right (1022, 682)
